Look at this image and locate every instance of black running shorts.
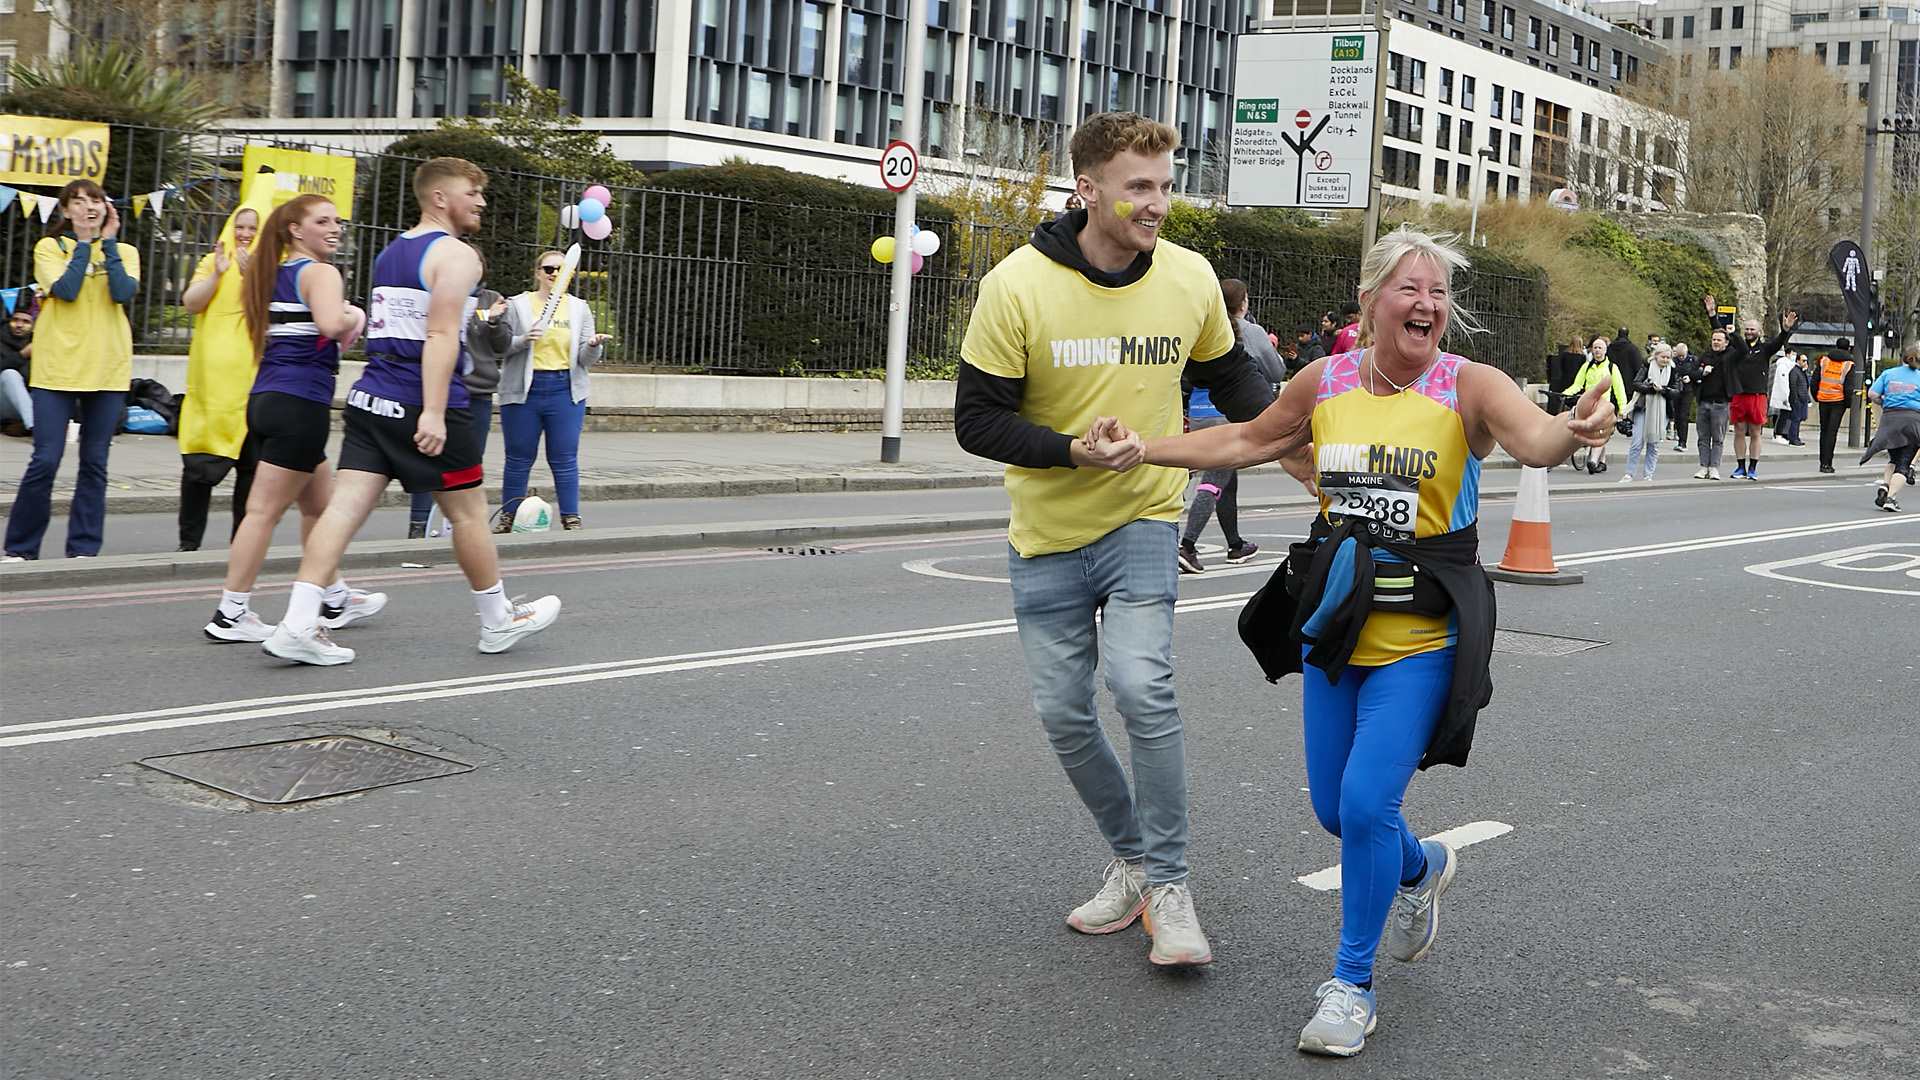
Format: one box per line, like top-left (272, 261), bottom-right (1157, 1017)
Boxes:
top-left (245, 391), bottom-right (331, 473)
top-left (337, 389), bottom-right (483, 494)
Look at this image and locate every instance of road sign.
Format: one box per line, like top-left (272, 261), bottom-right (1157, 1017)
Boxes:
top-left (1228, 30), bottom-right (1380, 209)
top-left (880, 139), bottom-right (919, 193)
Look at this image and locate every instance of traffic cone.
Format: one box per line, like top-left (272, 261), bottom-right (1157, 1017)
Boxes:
top-left (1485, 466), bottom-right (1585, 585)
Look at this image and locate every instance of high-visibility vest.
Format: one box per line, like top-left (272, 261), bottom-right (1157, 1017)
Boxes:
top-left (1816, 357), bottom-right (1853, 403)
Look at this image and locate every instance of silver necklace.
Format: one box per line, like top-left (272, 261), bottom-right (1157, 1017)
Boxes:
top-left (1366, 349), bottom-right (1437, 395)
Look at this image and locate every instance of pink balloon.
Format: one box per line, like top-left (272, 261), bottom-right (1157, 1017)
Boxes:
top-left (583, 185), bottom-right (612, 207)
top-left (583, 215), bottom-right (613, 241)
top-left (911, 252), bottom-right (925, 274)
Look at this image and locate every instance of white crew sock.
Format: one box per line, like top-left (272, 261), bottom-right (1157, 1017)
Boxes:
top-left (218, 590), bottom-right (251, 619)
top-left (284, 581), bottom-right (325, 634)
top-left (473, 581), bottom-right (512, 628)
top-left (322, 579), bottom-right (351, 607)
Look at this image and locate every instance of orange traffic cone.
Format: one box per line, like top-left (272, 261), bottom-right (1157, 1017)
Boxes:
top-left (1485, 466), bottom-right (1585, 585)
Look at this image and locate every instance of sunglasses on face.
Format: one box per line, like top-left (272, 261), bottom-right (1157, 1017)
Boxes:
top-left (539, 264), bottom-right (562, 274)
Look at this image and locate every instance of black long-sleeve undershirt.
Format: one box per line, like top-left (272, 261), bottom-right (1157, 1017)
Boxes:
top-left (954, 342), bottom-right (1277, 470)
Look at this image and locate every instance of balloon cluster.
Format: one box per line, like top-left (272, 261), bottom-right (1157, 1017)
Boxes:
top-left (870, 223), bottom-right (943, 274)
top-left (559, 185), bottom-right (617, 241)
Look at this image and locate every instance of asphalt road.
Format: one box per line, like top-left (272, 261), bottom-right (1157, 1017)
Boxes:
top-left (1, 480), bottom-right (1915, 1080)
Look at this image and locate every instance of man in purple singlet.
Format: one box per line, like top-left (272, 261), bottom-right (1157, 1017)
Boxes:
top-left (262, 157), bottom-right (561, 666)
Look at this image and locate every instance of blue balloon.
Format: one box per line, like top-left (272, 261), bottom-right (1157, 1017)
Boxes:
top-left (578, 197), bottom-right (606, 223)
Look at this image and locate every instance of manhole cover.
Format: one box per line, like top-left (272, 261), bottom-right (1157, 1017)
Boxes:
top-left (763, 545), bottom-right (844, 556)
top-left (140, 735), bottom-right (473, 805)
top-left (1492, 629), bottom-right (1609, 656)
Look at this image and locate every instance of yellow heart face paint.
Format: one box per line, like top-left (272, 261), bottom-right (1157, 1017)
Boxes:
top-left (1114, 200), bottom-right (1135, 219)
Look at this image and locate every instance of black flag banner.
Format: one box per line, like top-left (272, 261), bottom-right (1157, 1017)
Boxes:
top-left (1829, 240), bottom-right (1872, 350)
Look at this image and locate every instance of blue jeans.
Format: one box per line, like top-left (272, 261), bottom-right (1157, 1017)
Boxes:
top-left (1302, 645), bottom-right (1454, 985)
top-left (0, 370), bottom-right (32, 429)
top-left (4, 388), bottom-right (127, 558)
top-left (500, 372), bottom-right (585, 517)
top-left (1008, 519), bottom-right (1190, 884)
top-left (409, 392), bottom-right (493, 526)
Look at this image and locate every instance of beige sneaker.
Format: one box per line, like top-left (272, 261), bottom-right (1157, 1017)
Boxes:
top-left (1142, 883), bottom-right (1214, 966)
top-left (1066, 857), bottom-right (1147, 934)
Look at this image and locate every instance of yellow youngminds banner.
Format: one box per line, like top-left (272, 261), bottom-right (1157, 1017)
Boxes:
top-left (240, 144), bottom-right (358, 218)
top-left (0, 115), bottom-right (111, 187)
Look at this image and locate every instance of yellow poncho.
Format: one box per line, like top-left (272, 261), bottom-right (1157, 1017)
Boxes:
top-left (178, 180), bottom-right (277, 460)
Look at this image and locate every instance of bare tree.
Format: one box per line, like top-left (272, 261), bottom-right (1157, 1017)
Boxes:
top-left (59, 1), bottom-right (272, 116)
top-left (1635, 50), bottom-right (1860, 318)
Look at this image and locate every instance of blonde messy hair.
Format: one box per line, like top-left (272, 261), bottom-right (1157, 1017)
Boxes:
top-left (1070, 112), bottom-right (1180, 178)
top-left (1356, 225), bottom-right (1486, 346)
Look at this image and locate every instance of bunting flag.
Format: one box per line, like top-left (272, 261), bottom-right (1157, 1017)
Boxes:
top-left (17, 191), bottom-right (37, 219)
top-left (36, 198), bottom-right (55, 223)
top-left (1, 288), bottom-right (20, 315)
top-left (150, 188), bottom-right (168, 218)
top-left (0, 186), bottom-right (15, 216)
top-left (132, 194), bottom-right (149, 218)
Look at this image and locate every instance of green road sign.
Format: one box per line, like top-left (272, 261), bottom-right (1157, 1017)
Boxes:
top-left (1332, 35), bottom-right (1366, 61)
top-left (1235, 98), bottom-right (1280, 123)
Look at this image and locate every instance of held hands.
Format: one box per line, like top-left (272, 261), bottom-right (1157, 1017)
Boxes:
top-left (338, 304), bottom-right (367, 352)
top-left (414, 410), bottom-right (447, 457)
top-left (1567, 377), bottom-right (1618, 448)
top-left (1077, 416), bottom-right (1145, 472)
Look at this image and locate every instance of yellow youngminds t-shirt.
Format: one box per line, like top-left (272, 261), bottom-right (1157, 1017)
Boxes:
top-left (961, 240), bottom-right (1237, 558)
top-left (533, 304), bottom-right (574, 370)
top-left (31, 236), bottom-right (139, 392)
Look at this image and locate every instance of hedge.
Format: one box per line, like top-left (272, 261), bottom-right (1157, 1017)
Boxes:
top-left (1163, 204), bottom-right (1552, 378)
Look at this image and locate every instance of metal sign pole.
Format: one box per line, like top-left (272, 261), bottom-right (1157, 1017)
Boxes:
top-left (1361, 6), bottom-right (1390, 254)
top-left (880, 0), bottom-right (928, 464)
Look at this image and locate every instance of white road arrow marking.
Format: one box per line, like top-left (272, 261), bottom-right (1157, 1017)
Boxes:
top-left (1295, 820), bottom-right (1515, 892)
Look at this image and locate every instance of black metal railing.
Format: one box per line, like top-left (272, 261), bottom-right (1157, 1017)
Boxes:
top-left (2, 122), bottom-right (1549, 378)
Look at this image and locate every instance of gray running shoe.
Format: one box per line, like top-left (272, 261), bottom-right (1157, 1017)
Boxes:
top-left (1142, 882), bottom-right (1213, 966)
top-left (1066, 857), bottom-right (1147, 934)
top-left (1383, 839), bottom-right (1457, 963)
top-left (1297, 979), bottom-right (1378, 1057)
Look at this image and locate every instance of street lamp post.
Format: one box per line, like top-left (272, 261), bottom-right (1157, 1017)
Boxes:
top-left (1468, 147), bottom-right (1498, 245)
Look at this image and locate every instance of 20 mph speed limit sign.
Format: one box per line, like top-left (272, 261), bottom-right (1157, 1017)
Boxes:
top-left (880, 140), bottom-right (919, 193)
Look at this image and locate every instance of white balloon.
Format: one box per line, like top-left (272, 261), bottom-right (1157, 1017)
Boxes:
top-left (560, 205), bottom-right (578, 230)
top-left (911, 230), bottom-right (941, 257)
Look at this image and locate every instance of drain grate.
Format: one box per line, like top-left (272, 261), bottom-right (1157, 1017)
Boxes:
top-left (1492, 629), bottom-right (1610, 657)
top-left (140, 735), bottom-right (473, 805)
top-left (763, 545), bottom-right (844, 556)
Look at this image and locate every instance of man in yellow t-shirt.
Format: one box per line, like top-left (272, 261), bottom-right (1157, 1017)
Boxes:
top-left (955, 111), bottom-right (1275, 968)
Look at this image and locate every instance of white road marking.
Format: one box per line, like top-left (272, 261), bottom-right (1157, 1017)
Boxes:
top-left (8, 516), bottom-right (1912, 750)
top-left (0, 595), bottom-right (1252, 748)
top-left (1295, 820), bottom-right (1515, 892)
top-left (1744, 542), bottom-right (1920, 596)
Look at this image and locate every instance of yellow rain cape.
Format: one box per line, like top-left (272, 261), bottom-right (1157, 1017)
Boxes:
top-left (177, 175), bottom-right (279, 461)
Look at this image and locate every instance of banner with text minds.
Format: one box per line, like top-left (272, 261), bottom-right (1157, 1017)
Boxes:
top-left (241, 144), bottom-right (358, 219)
top-left (0, 115), bottom-right (111, 188)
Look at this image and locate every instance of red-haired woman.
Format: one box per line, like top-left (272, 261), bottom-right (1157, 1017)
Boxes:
top-left (202, 194), bottom-right (385, 643)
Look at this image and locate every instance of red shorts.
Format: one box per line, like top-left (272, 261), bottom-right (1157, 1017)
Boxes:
top-left (1730, 393), bottom-right (1768, 426)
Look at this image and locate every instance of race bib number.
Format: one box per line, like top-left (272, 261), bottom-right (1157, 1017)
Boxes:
top-left (1320, 472), bottom-right (1418, 542)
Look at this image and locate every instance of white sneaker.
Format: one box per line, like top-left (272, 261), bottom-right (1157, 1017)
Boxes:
top-left (1142, 882), bottom-right (1214, 966)
top-left (1693, 468), bottom-right (1710, 479)
top-left (1772, 435), bottom-right (1790, 445)
top-left (262, 623), bottom-right (356, 666)
top-left (2, 554), bottom-right (26, 563)
top-left (321, 589), bottom-right (388, 630)
top-left (1617, 474), bottom-right (1633, 484)
top-left (204, 608), bottom-right (273, 643)
top-left (1066, 857), bottom-right (1148, 934)
top-left (1708, 468), bottom-right (1722, 481)
top-left (478, 594), bottom-right (561, 654)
